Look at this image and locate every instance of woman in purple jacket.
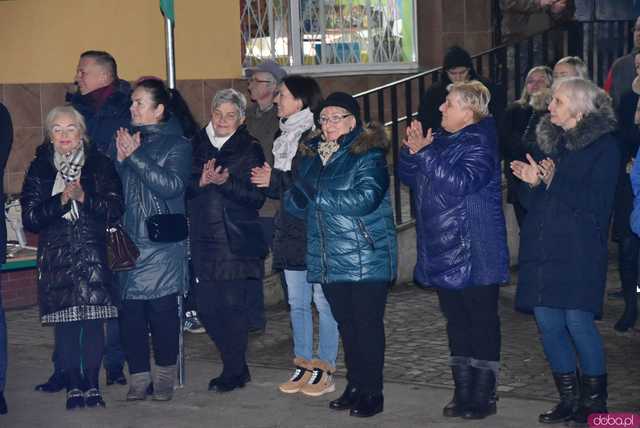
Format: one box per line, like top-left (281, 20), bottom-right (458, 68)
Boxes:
top-left (399, 80), bottom-right (509, 421)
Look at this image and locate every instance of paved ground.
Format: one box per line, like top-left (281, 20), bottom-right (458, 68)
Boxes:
top-left (1, 248), bottom-right (639, 427)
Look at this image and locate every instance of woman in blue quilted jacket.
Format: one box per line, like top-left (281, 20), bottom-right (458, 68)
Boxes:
top-left (399, 81), bottom-right (509, 420)
top-left (285, 92), bottom-right (397, 418)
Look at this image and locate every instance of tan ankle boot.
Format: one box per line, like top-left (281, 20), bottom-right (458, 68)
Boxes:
top-left (301, 359), bottom-right (336, 397)
top-left (152, 365), bottom-right (176, 401)
top-left (126, 372), bottom-right (151, 401)
top-left (279, 357), bottom-right (313, 393)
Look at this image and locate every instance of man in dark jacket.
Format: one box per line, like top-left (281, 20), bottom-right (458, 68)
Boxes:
top-left (35, 50), bottom-right (131, 393)
top-left (0, 103), bottom-right (14, 415)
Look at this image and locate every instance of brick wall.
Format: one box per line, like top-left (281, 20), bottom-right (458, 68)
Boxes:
top-left (1, 268), bottom-right (37, 309)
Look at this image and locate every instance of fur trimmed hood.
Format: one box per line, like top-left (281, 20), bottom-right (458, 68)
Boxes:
top-left (299, 122), bottom-right (389, 157)
top-left (536, 97), bottom-right (617, 156)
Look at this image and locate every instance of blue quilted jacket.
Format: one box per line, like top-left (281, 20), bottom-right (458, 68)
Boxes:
top-left (284, 123), bottom-right (398, 285)
top-left (399, 117), bottom-right (509, 290)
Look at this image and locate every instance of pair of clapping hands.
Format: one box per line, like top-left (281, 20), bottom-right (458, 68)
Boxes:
top-left (199, 159), bottom-right (230, 187)
top-left (61, 181), bottom-right (84, 205)
top-left (510, 154), bottom-right (556, 187)
top-left (403, 121), bottom-right (434, 154)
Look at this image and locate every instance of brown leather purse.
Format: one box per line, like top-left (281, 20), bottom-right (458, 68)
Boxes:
top-left (106, 223), bottom-right (140, 271)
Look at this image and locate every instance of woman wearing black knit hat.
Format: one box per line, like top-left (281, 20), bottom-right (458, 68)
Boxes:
top-left (284, 91), bottom-right (397, 418)
top-left (417, 46), bottom-right (504, 135)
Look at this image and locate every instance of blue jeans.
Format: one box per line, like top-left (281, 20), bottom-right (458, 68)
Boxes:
top-left (285, 270), bottom-right (338, 367)
top-left (0, 283), bottom-right (6, 391)
top-left (534, 306), bottom-right (606, 376)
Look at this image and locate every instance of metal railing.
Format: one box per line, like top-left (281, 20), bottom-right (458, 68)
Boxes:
top-left (354, 20), bottom-right (635, 226)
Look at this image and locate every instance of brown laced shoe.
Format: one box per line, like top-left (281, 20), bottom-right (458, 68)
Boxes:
top-left (301, 359), bottom-right (336, 397)
top-left (279, 357), bottom-right (313, 394)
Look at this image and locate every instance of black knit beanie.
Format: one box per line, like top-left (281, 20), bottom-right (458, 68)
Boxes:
top-left (443, 46), bottom-right (473, 71)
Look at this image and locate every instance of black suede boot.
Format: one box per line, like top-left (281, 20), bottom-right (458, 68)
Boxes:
top-left (538, 372), bottom-right (578, 424)
top-left (329, 384), bottom-right (359, 411)
top-left (573, 374), bottom-right (607, 425)
top-left (462, 367), bottom-right (497, 420)
top-left (443, 364), bottom-right (473, 417)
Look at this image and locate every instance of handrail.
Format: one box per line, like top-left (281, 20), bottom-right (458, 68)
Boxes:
top-left (356, 19), bottom-right (635, 226)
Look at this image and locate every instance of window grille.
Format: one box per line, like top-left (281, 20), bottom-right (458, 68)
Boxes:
top-left (240, 0), bottom-right (417, 72)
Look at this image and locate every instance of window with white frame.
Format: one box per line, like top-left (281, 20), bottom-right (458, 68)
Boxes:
top-left (240, 0), bottom-right (417, 73)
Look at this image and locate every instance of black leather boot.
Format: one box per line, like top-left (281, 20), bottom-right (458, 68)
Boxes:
top-left (329, 384), bottom-right (359, 411)
top-left (349, 392), bottom-right (384, 418)
top-left (462, 367), bottom-right (497, 420)
top-left (443, 364), bottom-right (473, 417)
top-left (573, 374), bottom-right (607, 425)
top-left (538, 372), bottom-right (578, 424)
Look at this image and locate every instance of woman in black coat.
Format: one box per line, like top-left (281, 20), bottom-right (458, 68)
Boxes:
top-left (21, 106), bottom-right (124, 410)
top-left (511, 78), bottom-right (619, 425)
top-left (188, 88), bottom-right (266, 393)
top-left (500, 65), bottom-right (553, 226)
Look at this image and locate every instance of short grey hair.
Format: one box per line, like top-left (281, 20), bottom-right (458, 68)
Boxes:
top-left (552, 77), bottom-right (611, 117)
top-left (210, 88), bottom-right (247, 118)
top-left (45, 105), bottom-right (89, 142)
top-left (555, 56), bottom-right (589, 79)
top-left (448, 80), bottom-right (491, 122)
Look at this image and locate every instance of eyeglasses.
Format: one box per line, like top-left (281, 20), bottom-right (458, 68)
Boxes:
top-left (319, 114), bottom-right (352, 125)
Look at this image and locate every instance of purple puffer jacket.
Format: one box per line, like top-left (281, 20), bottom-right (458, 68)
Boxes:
top-left (398, 117), bottom-right (509, 289)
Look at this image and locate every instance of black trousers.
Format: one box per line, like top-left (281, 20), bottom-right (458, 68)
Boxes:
top-left (322, 281), bottom-right (388, 395)
top-left (437, 284), bottom-right (501, 362)
top-left (55, 319), bottom-right (104, 390)
top-left (119, 294), bottom-right (179, 374)
top-left (197, 279), bottom-right (259, 380)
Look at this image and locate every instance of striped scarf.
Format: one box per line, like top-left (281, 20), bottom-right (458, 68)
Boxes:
top-left (53, 145), bottom-right (85, 221)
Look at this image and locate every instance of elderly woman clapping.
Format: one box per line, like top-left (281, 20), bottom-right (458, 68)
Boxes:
top-left (510, 78), bottom-right (619, 425)
top-left (188, 89), bottom-right (266, 393)
top-left (399, 81), bottom-right (509, 420)
top-left (21, 106), bottom-right (124, 409)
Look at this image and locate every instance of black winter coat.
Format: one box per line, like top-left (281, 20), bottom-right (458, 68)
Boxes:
top-left (500, 100), bottom-right (548, 204)
top-left (263, 130), bottom-right (313, 272)
top-left (21, 143), bottom-right (124, 317)
top-left (515, 108), bottom-right (620, 318)
top-left (188, 125), bottom-right (266, 282)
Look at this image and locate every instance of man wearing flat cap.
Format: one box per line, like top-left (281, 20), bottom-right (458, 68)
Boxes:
top-left (246, 60), bottom-right (287, 166)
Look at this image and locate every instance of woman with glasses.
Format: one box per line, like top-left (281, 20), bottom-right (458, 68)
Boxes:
top-left (251, 75), bottom-right (339, 397)
top-left (188, 88), bottom-right (266, 393)
top-left (21, 105), bottom-right (124, 409)
top-left (285, 92), bottom-right (397, 418)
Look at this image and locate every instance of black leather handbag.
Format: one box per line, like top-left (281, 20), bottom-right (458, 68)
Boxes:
top-left (223, 207), bottom-right (268, 258)
top-left (145, 192), bottom-right (188, 243)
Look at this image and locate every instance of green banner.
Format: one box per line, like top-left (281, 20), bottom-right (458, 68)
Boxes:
top-left (160, 0), bottom-right (175, 23)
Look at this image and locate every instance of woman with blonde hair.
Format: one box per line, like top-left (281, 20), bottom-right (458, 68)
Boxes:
top-left (22, 105), bottom-right (124, 409)
top-left (400, 81), bottom-right (509, 420)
